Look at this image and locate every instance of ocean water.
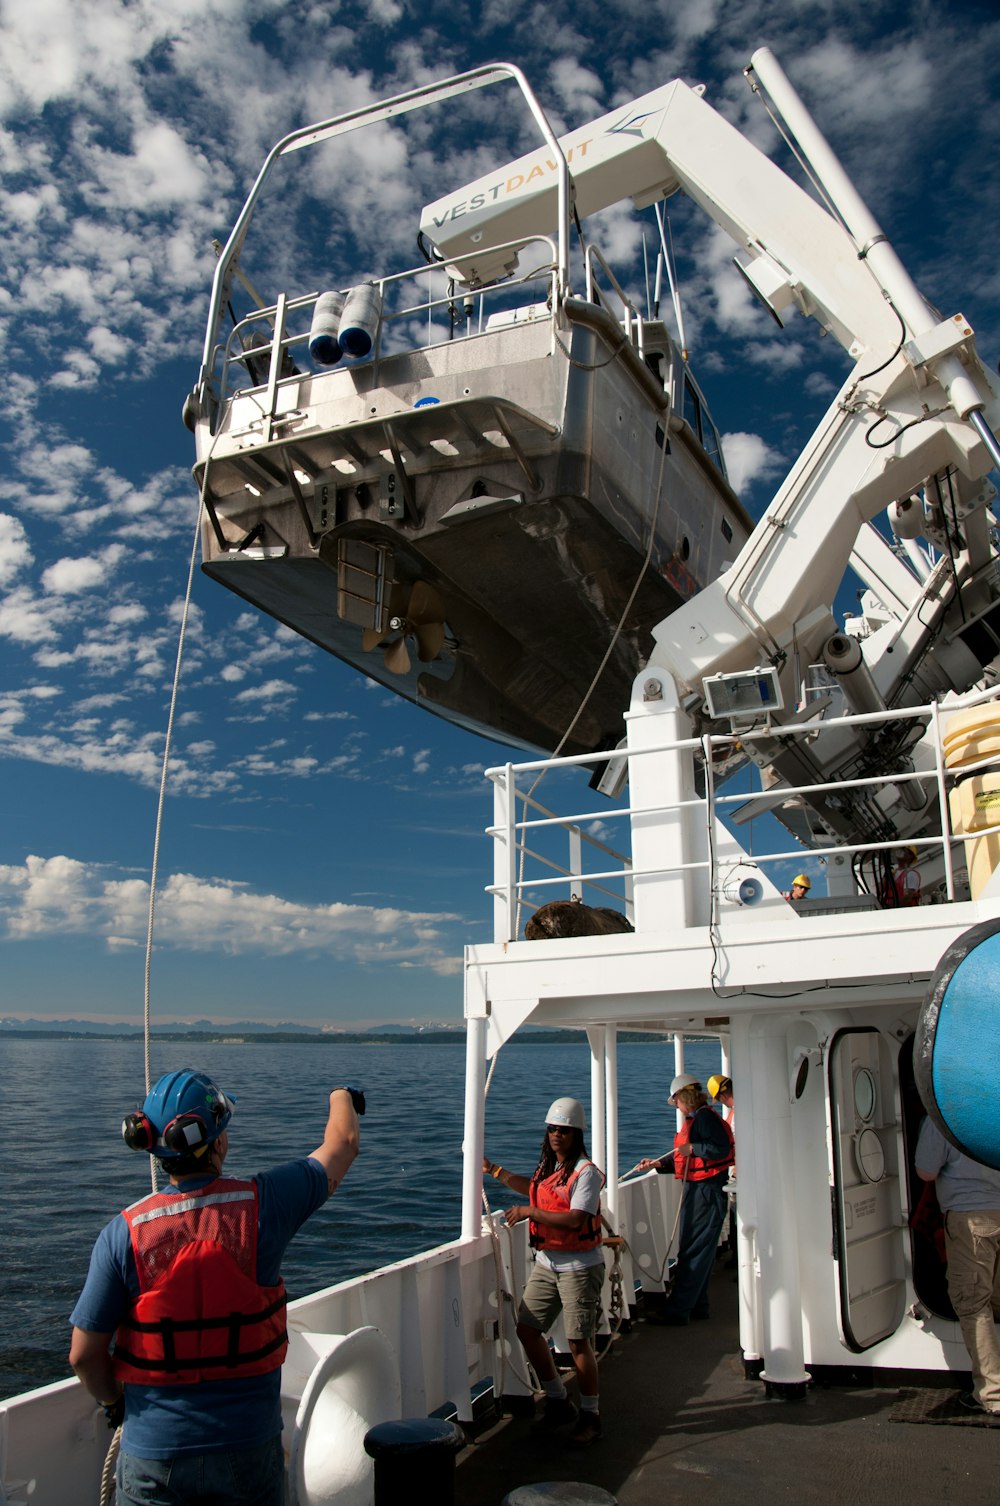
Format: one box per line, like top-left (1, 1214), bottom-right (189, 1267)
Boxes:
top-left (0, 1035), bottom-right (721, 1402)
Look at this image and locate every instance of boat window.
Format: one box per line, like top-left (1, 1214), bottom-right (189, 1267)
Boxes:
top-left (682, 375), bottom-right (728, 481)
top-left (701, 412), bottom-right (725, 476)
top-left (682, 376), bottom-right (703, 442)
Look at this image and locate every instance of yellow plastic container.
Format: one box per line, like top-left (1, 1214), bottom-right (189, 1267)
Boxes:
top-left (944, 708), bottom-right (1000, 898)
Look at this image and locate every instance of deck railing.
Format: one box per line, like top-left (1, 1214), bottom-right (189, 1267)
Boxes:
top-left (485, 682), bottom-right (1000, 942)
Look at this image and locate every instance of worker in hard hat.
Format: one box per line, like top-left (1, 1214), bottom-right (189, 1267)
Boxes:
top-left (484, 1096), bottom-right (605, 1447)
top-left (707, 1075), bottom-right (734, 1128)
top-left (708, 1075), bottom-right (737, 1265)
top-left (782, 873), bottom-right (811, 902)
top-left (893, 845), bottom-right (922, 906)
top-left (636, 1074), bottom-right (735, 1324)
top-left (69, 1070), bottom-right (363, 1506)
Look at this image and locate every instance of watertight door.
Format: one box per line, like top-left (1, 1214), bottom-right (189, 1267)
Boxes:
top-left (828, 1029), bottom-right (906, 1350)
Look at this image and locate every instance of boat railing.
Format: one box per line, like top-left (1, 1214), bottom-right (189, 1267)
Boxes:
top-left (198, 62), bottom-right (574, 404)
top-left (211, 239), bottom-right (563, 423)
top-left (583, 243), bottom-right (650, 362)
top-left (485, 684), bottom-right (1000, 941)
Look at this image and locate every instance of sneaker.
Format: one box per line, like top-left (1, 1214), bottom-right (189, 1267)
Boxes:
top-left (958, 1392), bottom-right (1000, 1415)
top-left (569, 1410), bottom-right (602, 1447)
top-left (530, 1396), bottom-right (578, 1434)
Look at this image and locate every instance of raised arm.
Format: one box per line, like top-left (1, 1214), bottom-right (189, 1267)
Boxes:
top-left (309, 1089), bottom-right (361, 1196)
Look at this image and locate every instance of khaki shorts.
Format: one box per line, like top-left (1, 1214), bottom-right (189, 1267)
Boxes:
top-left (517, 1261), bottom-right (605, 1341)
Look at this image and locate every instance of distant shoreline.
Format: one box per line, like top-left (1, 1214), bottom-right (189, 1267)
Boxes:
top-left (2, 1028), bottom-right (680, 1045)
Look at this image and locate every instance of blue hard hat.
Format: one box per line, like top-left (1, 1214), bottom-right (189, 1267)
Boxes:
top-left (137, 1068), bottom-right (235, 1160)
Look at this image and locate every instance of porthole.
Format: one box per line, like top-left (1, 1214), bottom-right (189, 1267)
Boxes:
top-left (854, 1126), bottom-right (885, 1184)
top-left (853, 1067), bottom-right (877, 1123)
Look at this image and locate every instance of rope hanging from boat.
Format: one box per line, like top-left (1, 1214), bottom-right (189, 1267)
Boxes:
top-left (140, 436), bottom-right (224, 1193)
top-left (98, 1426), bottom-right (121, 1506)
top-left (513, 419), bottom-right (671, 938)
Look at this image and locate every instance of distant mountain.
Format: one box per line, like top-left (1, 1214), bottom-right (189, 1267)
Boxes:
top-left (0, 1015), bottom-right (458, 1037)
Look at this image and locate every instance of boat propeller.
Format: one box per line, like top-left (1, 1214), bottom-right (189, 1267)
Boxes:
top-left (362, 580), bottom-right (446, 675)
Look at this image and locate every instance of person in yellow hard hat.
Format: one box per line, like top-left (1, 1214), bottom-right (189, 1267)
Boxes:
top-left (707, 1075), bottom-right (734, 1127)
top-left (782, 873), bottom-right (811, 903)
top-left (708, 1075), bottom-right (737, 1266)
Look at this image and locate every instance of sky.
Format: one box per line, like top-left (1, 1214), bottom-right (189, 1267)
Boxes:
top-left (0, 0), bottom-right (998, 1029)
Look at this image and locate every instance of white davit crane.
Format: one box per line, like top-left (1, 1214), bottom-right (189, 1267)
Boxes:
top-left (421, 47), bottom-right (1000, 747)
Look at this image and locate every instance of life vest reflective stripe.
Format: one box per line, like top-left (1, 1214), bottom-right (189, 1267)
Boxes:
top-left (112, 1177), bottom-right (287, 1385)
top-left (528, 1161), bottom-right (605, 1252)
top-left (673, 1111), bottom-right (735, 1181)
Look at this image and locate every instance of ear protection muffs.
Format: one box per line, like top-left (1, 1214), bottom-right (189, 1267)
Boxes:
top-left (162, 1111), bottom-right (214, 1155)
top-left (122, 1111), bottom-right (158, 1152)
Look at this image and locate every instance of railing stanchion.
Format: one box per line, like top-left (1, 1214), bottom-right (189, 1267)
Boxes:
top-left (932, 700), bottom-right (956, 901)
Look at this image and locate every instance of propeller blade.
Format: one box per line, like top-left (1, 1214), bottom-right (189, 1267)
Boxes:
top-left (414, 620), bottom-right (445, 662)
top-left (383, 637), bottom-right (411, 675)
top-left (361, 628), bottom-right (385, 652)
top-left (406, 581), bottom-right (445, 625)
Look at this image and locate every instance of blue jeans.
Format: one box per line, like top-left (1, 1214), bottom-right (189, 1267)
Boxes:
top-left (116, 1437), bottom-right (284, 1506)
top-left (663, 1177), bottom-right (728, 1319)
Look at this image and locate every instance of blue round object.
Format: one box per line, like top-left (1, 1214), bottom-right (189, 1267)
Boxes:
top-left (914, 919), bottom-right (1000, 1169)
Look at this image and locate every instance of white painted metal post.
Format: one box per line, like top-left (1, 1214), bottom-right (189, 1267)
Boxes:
top-left (673, 1031), bottom-right (686, 1132)
top-left (588, 1026), bottom-right (607, 1183)
top-left (461, 1015), bottom-right (488, 1240)
top-left (625, 672), bottom-right (699, 932)
top-left (604, 1027), bottom-right (619, 1229)
top-left (728, 1017), bottom-right (762, 1368)
top-left (569, 826), bottom-right (583, 901)
top-left (749, 1022), bottom-right (809, 1390)
top-left (492, 766), bottom-right (517, 942)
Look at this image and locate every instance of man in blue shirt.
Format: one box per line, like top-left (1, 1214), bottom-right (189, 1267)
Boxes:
top-left (69, 1070), bottom-right (362, 1506)
top-left (915, 1115), bottom-right (1000, 1414)
top-left (638, 1073), bottom-right (735, 1324)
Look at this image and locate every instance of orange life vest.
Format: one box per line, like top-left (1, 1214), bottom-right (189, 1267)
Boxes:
top-left (528, 1161), bottom-right (605, 1252)
top-left (673, 1111), bottom-right (735, 1181)
top-left (112, 1177), bottom-right (287, 1385)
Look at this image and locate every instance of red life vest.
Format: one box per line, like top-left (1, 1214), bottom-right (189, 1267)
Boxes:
top-left (673, 1110), bottom-right (735, 1181)
top-left (112, 1177), bottom-right (287, 1385)
top-left (528, 1161), bottom-right (605, 1252)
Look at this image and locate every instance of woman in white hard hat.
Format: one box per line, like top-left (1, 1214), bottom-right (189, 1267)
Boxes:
top-left (636, 1074), bottom-right (734, 1324)
top-left (483, 1096), bottom-right (606, 1447)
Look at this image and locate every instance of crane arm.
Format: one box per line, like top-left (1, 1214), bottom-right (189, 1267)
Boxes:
top-left (420, 72), bottom-right (901, 360)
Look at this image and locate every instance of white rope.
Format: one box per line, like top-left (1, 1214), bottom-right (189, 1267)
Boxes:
top-left (98, 1423), bottom-right (121, 1506)
top-left (140, 433), bottom-right (223, 1194)
top-left (513, 423), bottom-right (671, 938)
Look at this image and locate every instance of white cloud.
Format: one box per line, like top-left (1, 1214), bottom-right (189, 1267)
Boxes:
top-left (41, 543), bottom-right (126, 594)
top-left (721, 431), bottom-right (785, 494)
top-left (0, 514), bottom-right (32, 585)
top-left (233, 678), bottom-right (298, 703)
top-left (0, 853), bottom-right (464, 974)
top-left (549, 58), bottom-right (604, 119)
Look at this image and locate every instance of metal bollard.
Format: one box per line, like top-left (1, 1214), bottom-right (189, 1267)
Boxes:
top-left (364, 1417), bottom-right (466, 1505)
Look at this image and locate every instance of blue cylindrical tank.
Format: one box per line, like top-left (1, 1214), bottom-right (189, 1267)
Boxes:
top-left (308, 291), bottom-right (346, 365)
top-left (339, 282), bottom-right (383, 358)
